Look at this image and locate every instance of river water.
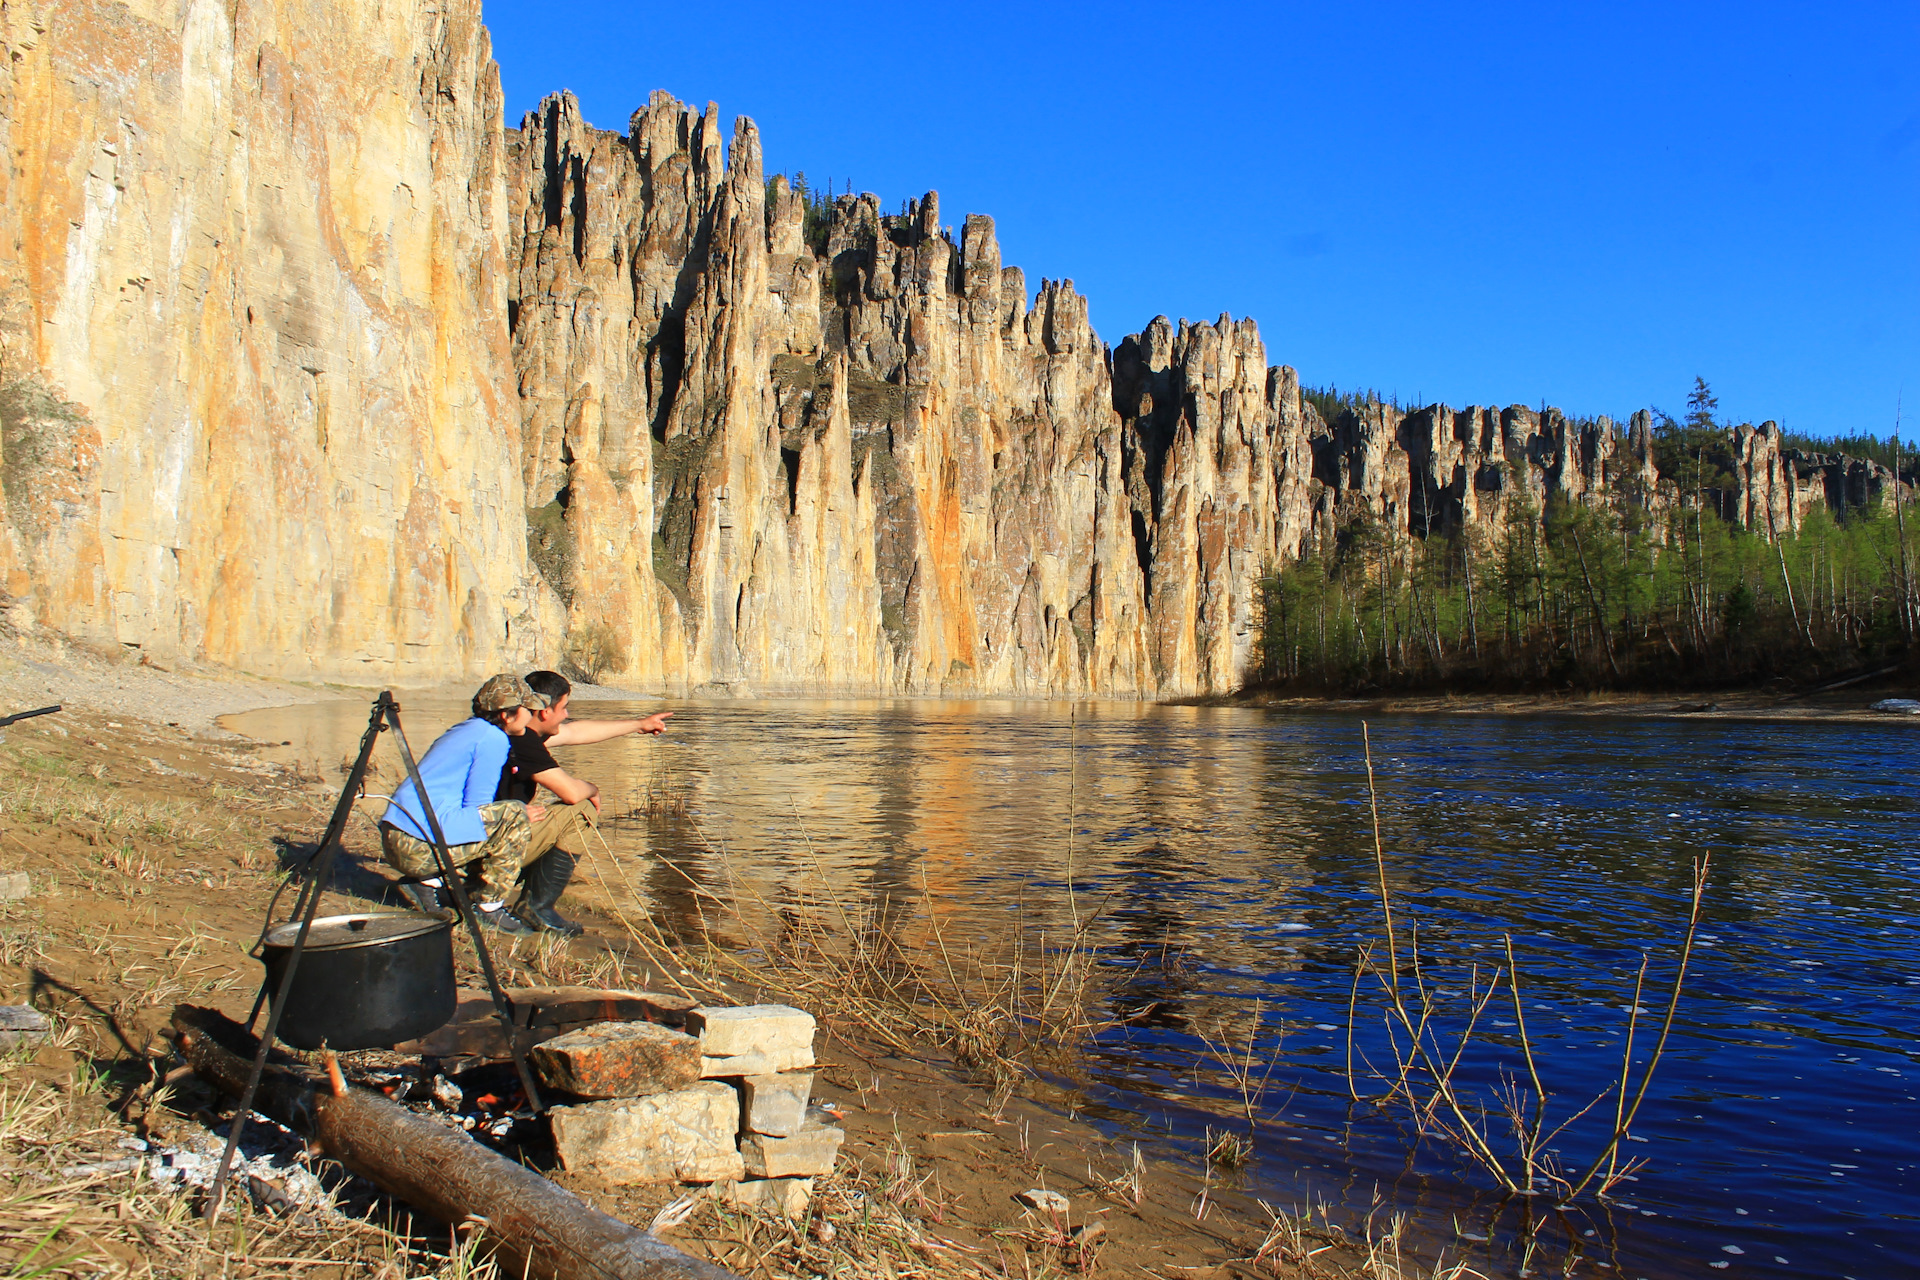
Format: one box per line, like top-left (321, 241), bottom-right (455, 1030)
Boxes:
top-left (226, 697), bottom-right (1918, 1279)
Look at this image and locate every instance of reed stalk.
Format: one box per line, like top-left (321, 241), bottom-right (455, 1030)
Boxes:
top-left (1346, 722), bottom-right (1709, 1202)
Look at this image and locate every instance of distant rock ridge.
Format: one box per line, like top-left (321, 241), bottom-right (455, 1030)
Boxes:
top-left (0, 22), bottom-right (1907, 696)
top-left (506, 89), bottom-right (1912, 696)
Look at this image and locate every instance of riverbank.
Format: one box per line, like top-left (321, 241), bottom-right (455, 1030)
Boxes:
top-left (1190, 681), bottom-right (1918, 725)
top-left (0, 643), bottom-right (1428, 1278)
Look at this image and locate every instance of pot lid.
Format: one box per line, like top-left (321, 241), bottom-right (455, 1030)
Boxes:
top-left (262, 912), bottom-right (449, 952)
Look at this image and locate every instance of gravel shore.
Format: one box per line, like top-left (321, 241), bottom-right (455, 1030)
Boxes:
top-left (0, 632), bottom-right (348, 735)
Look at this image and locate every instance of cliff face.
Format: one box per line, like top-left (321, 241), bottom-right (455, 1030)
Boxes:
top-left (0, 0), bottom-right (535, 677)
top-left (505, 90), bottom-right (1914, 697)
top-left (2, 42), bottom-right (1904, 697)
top-left (509, 93), bottom-right (1169, 694)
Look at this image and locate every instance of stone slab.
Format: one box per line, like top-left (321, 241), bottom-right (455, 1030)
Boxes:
top-left (685, 1005), bottom-right (814, 1058)
top-left (0, 872), bottom-right (29, 900)
top-left (739, 1072), bottom-right (813, 1137)
top-left (0, 1005), bottom-right (49, 1051)
top-left (393, 987), bottom-right (698, 1060)
top-left (506, 985), bottom-right (698, 1028)
top-left (530, 1020), bottom-right (701, 1099)
top-left (700, 1045), bottom-right (812, 1078)
top-left (720, 1176), bottom-right (814, 1218)
top-left (549, 1082), bottom-right (744, 1185)
top-left (740, 1122), bottom-right (844, 1178)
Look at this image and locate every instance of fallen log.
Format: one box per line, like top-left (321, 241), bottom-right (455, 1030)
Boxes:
top-left (171, 1005), bottom-right (741, 1280)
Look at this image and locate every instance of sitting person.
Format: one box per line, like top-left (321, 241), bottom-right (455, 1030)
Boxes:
top-left (501, 670), bottom-right (672, 935)
top-left (379, 673), bottom-right (549, 933)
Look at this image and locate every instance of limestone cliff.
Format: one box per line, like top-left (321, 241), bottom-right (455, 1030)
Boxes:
top-left (508, 92), bottom-right (1167, 694)
top-left (505, 90), bottom-right (1913, 697)
top-left (2, 39), bottom-right (1905, 697)
top-left (0, 0), bottom-right (537, 677)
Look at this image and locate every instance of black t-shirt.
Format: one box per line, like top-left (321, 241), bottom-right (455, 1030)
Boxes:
top-left (498, 731), bottom-right (560, 803)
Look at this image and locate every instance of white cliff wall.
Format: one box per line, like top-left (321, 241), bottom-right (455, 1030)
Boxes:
top-left (0, 0), bottom-right (536, 678)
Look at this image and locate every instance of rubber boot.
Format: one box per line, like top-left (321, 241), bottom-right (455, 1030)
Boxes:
top-left (514, 849), bottom-right (584, 936)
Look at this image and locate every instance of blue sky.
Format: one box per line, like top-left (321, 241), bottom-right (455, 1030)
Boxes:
top-left (482, 1), bottom-right (1917, 441)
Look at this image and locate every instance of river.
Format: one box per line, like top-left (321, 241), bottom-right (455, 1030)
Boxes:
top-left (225, 696), bottom-right (1918, 1279)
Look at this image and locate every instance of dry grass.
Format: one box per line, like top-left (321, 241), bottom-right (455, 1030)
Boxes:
top-left (1344, 722), bottom-right (1708, 1201)
top-left (0, 749), bottom-right (260, 851)
top-left (1241, 1199), bottom-right (1495, 1280)
top-left (0, 1065), bottom-right (508, 1278)
top-left (601, 818), bottom-right (1115, 1103)
top-left (602, 755), bottom-right (692, 824)
top-left (671, 1140), bottom-right (1098, 1280)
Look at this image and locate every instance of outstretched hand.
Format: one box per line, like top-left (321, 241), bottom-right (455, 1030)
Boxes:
top-left (638, 711), bottom-right (673, 736)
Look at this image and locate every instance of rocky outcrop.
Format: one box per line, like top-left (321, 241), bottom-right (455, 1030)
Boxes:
top-left (0, 0), bottom-right (535, 677)
top-left (3, 34), bottom-right (1906, 696)
top-left (508, 92), bottom-right (1172, 694)
top-left (1308, 402), bottom-right (1643, 541)
top-left (505, 89), bottom-right (1915, 697)
top-left (1725, 421), bottom-right (1910, 534)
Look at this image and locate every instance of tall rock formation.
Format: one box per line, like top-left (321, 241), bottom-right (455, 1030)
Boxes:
top-left (504, 90), bottom-right (1914, 697)
top-left (510, 92), bottom-right (1184, 695)
top-left (1, 38), bottom-right (1905, 696)
top-left (0, 0), bottom-right (534, 677)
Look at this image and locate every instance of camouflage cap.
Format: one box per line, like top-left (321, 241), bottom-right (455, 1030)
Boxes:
top-left (473, 672), bottom-right (551, 713)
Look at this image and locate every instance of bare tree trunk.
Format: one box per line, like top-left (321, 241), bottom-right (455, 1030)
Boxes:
top-left (1895, 422), bottom-right (1913, 641)
top-left (1766, 506), bottom-right (1808, 645)
top-left (1462, 534), bottom-right (1481, 659)
top-left (1570, 527), bottom-right (1622, 679)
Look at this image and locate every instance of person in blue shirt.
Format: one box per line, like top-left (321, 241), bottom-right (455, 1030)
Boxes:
top-left (379, 673), bottom-right (549, 933)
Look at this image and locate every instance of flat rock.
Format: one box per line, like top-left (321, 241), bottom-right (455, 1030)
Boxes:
top-left (739, 1122), bottom-right (844, 1178)
top-left (739, 1072), bottom-right (813, 1137)
top-left (549, 1082), bottom-right (744, 1185)
top-left (394, 987), bottom-right (700, 1061)
top-left (686, 1005), bottom-right (814, 1059)
top-left (720, 1176), bottom-right (814, 1218)
top-left (0, 1006), bottom-right (49, 1051)
top-left (507, 986), bottom-right (698, 1028)
top-left (530, 1021), bottom-right (701, 1098)
top-left (1019, 1189), bottom-right (1070, 1214)
top-left (0, 873), bottom-right (29, 900)
top-left (701, 1046), bottom-right (812, 1078)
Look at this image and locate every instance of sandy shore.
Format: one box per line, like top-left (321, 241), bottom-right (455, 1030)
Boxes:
top-left (0, 631), bottom-right (347, 734)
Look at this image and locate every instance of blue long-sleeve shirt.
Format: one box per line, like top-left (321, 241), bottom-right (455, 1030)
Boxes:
top-left (380, 717), bottom-right (511, 845)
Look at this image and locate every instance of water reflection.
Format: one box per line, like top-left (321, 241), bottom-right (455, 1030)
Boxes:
top-left (226, 698), bottom-right (1919, 1279)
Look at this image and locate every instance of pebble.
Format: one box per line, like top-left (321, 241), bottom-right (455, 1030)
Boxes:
top-left (1018, 1189), bottom-right (1070, 1214)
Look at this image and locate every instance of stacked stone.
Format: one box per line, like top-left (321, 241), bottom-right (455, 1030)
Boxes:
top-left (538, 1003), bottom-right (840, 1215)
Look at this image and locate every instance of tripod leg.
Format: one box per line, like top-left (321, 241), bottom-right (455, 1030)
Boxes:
top-left (208, 693), bottom-right (388, 1225)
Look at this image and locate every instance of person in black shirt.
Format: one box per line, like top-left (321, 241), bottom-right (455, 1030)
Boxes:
top-left (502, 670), bottom-right (672, 933)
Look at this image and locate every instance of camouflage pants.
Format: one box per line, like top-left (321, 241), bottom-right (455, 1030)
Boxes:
top-left (525, 800), bottom-right (595, 863)
top-left (380, 800), bottom-right (532, 899)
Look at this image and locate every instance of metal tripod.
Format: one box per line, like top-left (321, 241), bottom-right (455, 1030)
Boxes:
top-left (205, 692), bottom-right (544, 1223)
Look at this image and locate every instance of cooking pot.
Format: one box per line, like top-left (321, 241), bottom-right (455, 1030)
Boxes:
top-left (258, 912), bottom-right (455, 1050)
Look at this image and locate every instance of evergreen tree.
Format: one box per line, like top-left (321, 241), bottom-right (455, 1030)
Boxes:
top-left (1685, 377), bottom-right (1719, 432)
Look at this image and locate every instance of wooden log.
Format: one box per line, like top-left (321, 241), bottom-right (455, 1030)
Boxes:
top-left (171, 1006), bottom-right (741, 1280)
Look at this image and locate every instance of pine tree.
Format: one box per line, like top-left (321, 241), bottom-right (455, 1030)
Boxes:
top-left (1684, 377), bottom-right (1719, 432)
